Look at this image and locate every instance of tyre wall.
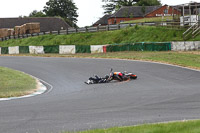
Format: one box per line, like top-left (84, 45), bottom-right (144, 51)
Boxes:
top-left (59, 45), bottom-right (76, 54)
top-left (29, 46), bottom-right (44, 54)
top-left (91, 45), bottom-right (104, 53)
top-left (0, 42), bottom-right (199, 55)
top-left (1, 47), bottom-right (8, 54)
top-left (9, 46), bottom-right (19, 54)
top-left (75, 45), bottom-right (91, 53)
top-left (0, 45), bottom-right (104, 55)
top-left (44, 46), bottom-right (59, 53)
top-left (19, 46), bottom-right (29, 54)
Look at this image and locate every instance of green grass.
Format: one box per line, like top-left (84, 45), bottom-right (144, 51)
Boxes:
top-left (86, 51), bottom-right (200, 69)
top-left (1, 26), bottom-right (199, 47)
top-left (122, 16), bottom-right (173, 23)
top-left (0, 67), bottom-right (37, 98)
top-left (16, 51), bottom-right (200, 70)
top-left (64, 120), bottom-right (200, 133)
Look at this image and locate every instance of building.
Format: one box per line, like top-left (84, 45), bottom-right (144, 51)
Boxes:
top-left (0, 17), bottom-right (71, 32)
top-left (176, 2), bottom-right (200, 26)
top-left (93, 15), bottom-right (111, 26)
top-left (107, 5), bottom-right (181, 25)
top-left (177, 2), bottom-right (200, 15)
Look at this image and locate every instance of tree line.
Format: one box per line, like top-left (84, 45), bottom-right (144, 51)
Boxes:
top-left (27, 0), bottom-right (78, 27)
top-left (27, 0), bottom-right (161, 27)
top-left (102, 0), bottom-right (161, 14)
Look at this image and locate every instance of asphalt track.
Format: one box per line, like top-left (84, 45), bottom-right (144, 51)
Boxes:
top-left (0, 56), bottom-right (200, 133)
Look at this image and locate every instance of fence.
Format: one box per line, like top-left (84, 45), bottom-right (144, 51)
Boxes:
top-left (1, 42), bottom-right (200, 55)
top-left (0, 22), bottom-right (188, 42)
top-left (105, 42), bottom-right (171, 52)
top-left (0, 42), bottom-right (172, 55)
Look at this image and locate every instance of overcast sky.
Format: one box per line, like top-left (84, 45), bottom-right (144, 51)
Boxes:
top-left (0, 0), bottom-right (196, 27)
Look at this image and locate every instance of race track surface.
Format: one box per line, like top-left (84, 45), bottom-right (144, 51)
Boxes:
top-left (0, 56), bottom-right (200, 133)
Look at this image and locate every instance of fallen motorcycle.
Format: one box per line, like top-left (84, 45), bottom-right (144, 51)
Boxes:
top-left (85, 69), bottom-right (137, 85)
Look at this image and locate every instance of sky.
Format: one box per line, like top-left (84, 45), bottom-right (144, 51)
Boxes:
top-left (0, 0), bottom-right (197, 27)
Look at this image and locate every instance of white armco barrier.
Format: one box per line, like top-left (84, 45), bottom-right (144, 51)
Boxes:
top-left (59, 45), bottom-right (75, 54)
top-left (29, 46), bottom-right (44, 54)
top-left (179, 42), bottom-right (186, 51)
top-left (9, 46), bottom-right (19, 54)
top-left (91, 45), bottom-right (104, 53)
top-left (172, 41), bottom-right (200, 51)
top-left (0, 47), bottom-right (1, 55)
top-left (171, 42), bottom-right (184, 51)
top-left (194, 41), bottom-right (200, 50)
top-left (185, 41), bottom-right (195, 51)
top-left (171, 42), bottom-right (176, 51)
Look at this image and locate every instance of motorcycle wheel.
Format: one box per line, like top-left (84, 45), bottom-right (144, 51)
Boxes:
top-left (130, 75), bottom-right (137, 79)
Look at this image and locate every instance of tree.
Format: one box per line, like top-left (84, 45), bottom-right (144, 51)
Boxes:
top-left (141, 4), bottom-right (146, 17)
top-left (102, 0), bottom-right (139, 14)
top-left (136, 0), bottom-right (161, 6)
top-left (29, 10), bottom-right (46, 17)
top-left (43, 0), bottom-right (78, 24)
top-left (102, 0), bottom-right (161, 14)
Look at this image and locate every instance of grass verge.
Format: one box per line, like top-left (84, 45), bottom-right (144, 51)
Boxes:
top-left (64, 120), bottom-right (200, 133)
top-left (1, 26), bottom-right (199, 47)
top-left (5, 51), bottom-right (200, 70)
top-left (0, 67), bottom-right (37, 98)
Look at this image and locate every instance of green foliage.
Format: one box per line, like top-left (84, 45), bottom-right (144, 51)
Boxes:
top-left (1, 26), bottom-right (198, 47)
top-left (102, 0), bottom-right (139, 14)
top-left (134, 24), bottom-right (139, 29)
top-left (141, 4), bottom-right (146, 17)
top-left (102, 0), bottom-right (161, 14)
top-left (27, 0), bottom-right (78, 27)
top-left (29, 10), bottom-right (46, 17)
top-left (43, 0), bottom-right (78, 23)
top-left (130, 13), bottom-right (134, 18)
top-left (136, 0), bottom-right (161, 6)
top-left (173, 32), bottom-right (177, 37)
